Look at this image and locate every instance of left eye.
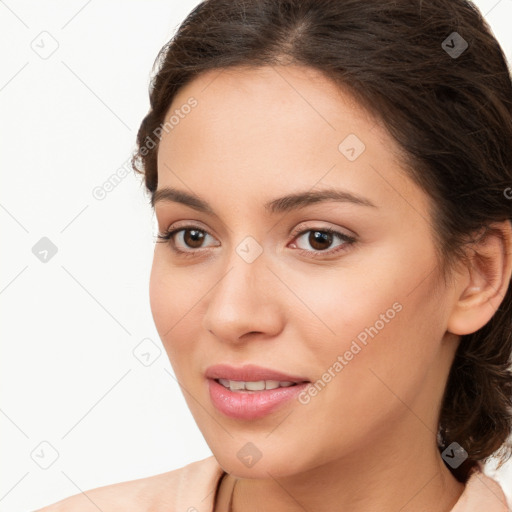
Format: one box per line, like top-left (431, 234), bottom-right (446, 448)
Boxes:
top-left (291, 228), bottom-right (354, 253)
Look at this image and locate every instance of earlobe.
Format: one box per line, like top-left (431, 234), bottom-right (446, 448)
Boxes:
top-left (446, 221), bottom-right (512, 336)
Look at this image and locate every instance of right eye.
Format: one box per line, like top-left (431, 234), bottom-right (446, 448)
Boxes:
top-left (156, 225), bottom-right (220, 255)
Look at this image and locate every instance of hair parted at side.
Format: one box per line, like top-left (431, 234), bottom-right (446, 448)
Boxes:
top-left (131, 0), bottom-right (512, 482)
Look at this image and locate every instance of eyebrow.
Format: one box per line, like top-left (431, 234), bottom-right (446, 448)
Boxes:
top-left (151, 186), bottom-right (377, 213)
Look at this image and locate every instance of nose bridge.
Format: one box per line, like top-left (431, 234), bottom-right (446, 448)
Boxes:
top-left (215, 234), bottom-right (271, 306)
top-left (202, 234), bottom-right (282, 340)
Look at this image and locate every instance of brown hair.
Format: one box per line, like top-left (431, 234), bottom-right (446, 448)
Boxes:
top-left (131, 0), bottom-right (512, 481)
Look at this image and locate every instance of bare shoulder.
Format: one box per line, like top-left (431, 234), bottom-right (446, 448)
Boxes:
top-left (33, 466), bottom-right (184, 512)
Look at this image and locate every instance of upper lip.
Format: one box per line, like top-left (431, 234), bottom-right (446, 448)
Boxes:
top-left (205, 364), bottom-right (309, 383)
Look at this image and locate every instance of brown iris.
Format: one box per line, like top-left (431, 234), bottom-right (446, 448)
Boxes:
top-left (308, 230), bottom-right (333, 251)
top-left (182, 229), bottom-right (205, 249)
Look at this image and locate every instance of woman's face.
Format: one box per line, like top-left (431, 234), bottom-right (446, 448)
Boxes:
top-left (150, 65), bottom-right (461, 477)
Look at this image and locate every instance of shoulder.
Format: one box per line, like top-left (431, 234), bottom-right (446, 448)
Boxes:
top-left (34, 455), bottom-right (224, 512)
top-left (451, 466), bottom-right (511, 512)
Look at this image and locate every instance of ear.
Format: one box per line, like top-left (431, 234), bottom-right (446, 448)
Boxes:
top-left (447, 220), bottom-right (512, 336)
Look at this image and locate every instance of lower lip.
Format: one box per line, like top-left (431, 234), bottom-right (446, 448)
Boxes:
top-left (207, 378), bottom-right (310, 420)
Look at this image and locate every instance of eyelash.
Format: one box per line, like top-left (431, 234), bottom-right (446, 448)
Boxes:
top-left (156, 225), bottom-right (356, 259)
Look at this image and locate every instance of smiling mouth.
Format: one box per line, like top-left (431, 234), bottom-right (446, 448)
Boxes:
top-left (207, 377), bottom-right (311, 420)
top-left (214, 378), bottom-right (307, 392)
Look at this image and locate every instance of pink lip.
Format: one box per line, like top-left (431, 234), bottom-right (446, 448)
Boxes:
top-left (204, 363), bottom-right (309, 383)
top-left (207, 378), bottom-right (310, 420)
top-left (205, 364), bottom-right (310, 420)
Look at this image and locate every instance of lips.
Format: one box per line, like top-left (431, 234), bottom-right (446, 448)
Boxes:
top-left (204, 363), bottom-right (310, 383)
top-left (207, 377), bottom-right (311, 420)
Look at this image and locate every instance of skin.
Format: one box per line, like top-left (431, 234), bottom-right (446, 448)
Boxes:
top-left (148, 64), bottom-right (512, 512)
top-left (37, 64), bottom-right (512, 511)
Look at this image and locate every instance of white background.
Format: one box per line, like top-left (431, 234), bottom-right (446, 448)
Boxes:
top-left (1, 1), bottom-right (511, 510)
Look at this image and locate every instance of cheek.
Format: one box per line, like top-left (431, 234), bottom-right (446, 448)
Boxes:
top-left (281, 263), bottom-right (401, 351)
top-left (149, 251), bottom-right (217, 374)
top-left (149, 254), bottom-right (195, 355)
top-left (289, 252), bottom-right (444, 392)
top-left (149, 256), bottom-right (170, 338)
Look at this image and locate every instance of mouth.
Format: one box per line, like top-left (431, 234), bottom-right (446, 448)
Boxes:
top-left (213, 378), bottom-right (308, 393)
top-left (207, 378), bottom-right (310, 420)
top-left (204, 363), bottom-right (310, 384)
top-left (204, 364), bottom-right (311, 420)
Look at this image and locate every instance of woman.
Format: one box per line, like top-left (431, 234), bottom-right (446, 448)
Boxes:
top-left (38, 0), bottom-right (512, 510)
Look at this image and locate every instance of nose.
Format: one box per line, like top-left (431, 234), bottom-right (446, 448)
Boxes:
top-left (202, 248), bottom-right (285, 344)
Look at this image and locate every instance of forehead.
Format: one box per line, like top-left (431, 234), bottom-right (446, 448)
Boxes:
top-left (166, 64), bottom-right (374, 145)
top-left (155, 65), bottom-right (430, 223)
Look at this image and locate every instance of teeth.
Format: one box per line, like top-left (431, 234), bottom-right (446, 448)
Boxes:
top-left (217, 379), bottom-right (297, 392)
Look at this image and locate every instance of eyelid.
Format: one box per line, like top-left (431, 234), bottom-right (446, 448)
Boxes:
top-left (157, 221), bottom-right (357, 258)
top-left (290, 221), bottom-right (355, 239)
top-left (162, 220), bottom-right (355, 239)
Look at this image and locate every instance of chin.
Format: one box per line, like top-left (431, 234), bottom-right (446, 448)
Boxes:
top-left (210, 440), bottom-right (313, 480)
